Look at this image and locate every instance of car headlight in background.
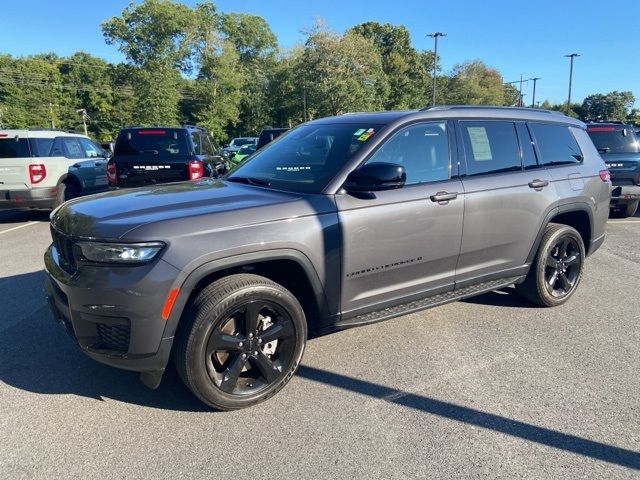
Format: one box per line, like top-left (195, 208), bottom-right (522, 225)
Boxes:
top-left (77, 241), bottom-right (165, 264)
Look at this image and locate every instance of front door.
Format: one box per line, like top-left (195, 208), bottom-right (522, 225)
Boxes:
top-left (337, 121), bottom-right (464, 317)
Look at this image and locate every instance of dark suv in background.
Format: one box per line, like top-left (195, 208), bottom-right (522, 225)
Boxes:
top-left (587, 122), bottom-right (640, 217)
top-left (45, 106), bottom-right (609, 410)
top-left (107, 125), bottom-right (226, 188)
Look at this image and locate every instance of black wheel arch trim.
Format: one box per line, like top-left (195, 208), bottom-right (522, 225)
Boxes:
top-left (161, 248), bottom-right (331, 342)
top-left (525, 201), bottom-right (595, 265)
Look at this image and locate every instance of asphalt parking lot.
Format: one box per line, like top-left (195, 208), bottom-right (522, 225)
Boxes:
top-left (0, 208), bottom-right (638, 479)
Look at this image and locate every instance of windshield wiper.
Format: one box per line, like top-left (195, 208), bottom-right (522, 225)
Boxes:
top-left (227, 176), bottom-right (271, 188)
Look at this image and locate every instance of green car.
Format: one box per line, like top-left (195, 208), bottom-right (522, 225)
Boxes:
top-left (231, 144), bottom-right (257, 165)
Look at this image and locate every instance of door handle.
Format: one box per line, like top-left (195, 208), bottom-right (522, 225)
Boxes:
top-left (528, 179), bottom-right (549, 190)
top-left (430, 191), bottom-right (458, 203)
top-left (95, 161), bottom-right (105, 167)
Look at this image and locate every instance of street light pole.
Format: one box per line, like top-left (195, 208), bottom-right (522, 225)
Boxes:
top-left (530, 77), bottom-right (541, 108)
top-left (564, 53), bottom-right (580, 110)
top-left (427, 32), bottom-right (446, 106)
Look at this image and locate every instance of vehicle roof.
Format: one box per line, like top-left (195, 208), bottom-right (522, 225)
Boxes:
top-left (120, 125), bottom-right (206, 132)
top-left (309, 106), bottom-right (585, 128)
top-left (0, 129), bottom-right (88, 139)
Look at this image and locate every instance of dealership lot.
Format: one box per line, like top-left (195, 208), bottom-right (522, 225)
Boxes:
top-left (0, 209), bottom-right (638, 479)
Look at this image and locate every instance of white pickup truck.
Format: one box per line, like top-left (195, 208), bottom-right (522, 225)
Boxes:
top-left (0, 129), bottom-right (109, 210)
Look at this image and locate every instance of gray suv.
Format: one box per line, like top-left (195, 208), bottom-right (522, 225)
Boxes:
top-left (44, 106), bottom-right (610, 410)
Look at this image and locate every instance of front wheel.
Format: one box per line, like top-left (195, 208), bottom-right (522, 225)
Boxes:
top-left (174, 274), bottom-right (307, 410)
top-left (516, 223), bottom-right (585, 307)
top-left (53, 180), bottom-right (79, 208)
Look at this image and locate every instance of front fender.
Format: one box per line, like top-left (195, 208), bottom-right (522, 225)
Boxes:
top-left (161, 248), bottom-right (330, 341)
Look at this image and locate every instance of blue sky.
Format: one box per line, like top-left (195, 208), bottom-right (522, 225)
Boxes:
top-left (1, 0), bottom-right (638, 107)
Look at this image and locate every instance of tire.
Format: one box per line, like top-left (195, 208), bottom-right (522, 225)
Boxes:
top-left (516, 223), bottom-right (585, 307)
top-left (53, 180), bottom-right (80, 208)
top-left (174, 274), bottom-right (307, 410)
top-left (611, 201), bottom-right (638, 218)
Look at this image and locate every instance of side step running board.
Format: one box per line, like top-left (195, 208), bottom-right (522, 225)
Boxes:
top-left (337, 276), bottom-right (524, 329)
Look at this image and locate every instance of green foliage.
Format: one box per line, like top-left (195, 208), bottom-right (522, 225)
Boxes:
top-left (582, 91), bottom-right (635, 121)
top-left (445, 61), bottom-right (506, 105)
top-left (1, 1), bottom-right (636, 139)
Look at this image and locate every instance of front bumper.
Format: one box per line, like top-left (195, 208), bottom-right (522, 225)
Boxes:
top-left (0, 186), bottom-right (57, 210)
top-left (43, 243), bottom-right (180, 374)
top-left (610, 185), bottom-right (640, 206)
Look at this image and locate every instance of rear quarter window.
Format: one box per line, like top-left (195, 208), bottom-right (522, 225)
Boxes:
top-left (0, 138), bottom-right (30, 158)
top-left (529, 123), bottom-right (583, 166)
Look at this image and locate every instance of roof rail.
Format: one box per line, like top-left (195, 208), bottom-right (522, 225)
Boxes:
top-left (420, 105), bottom-right (566, 116)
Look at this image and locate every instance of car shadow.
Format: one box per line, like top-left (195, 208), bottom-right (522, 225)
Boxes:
top-left (2, 271), bottom-right (639, 470)
top-left (0, 209), bottom-right (50, 224)
top-left (461, 286), bottom-right (537, 308)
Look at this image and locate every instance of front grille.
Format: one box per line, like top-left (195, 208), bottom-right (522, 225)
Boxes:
top-left (95, 323), bottom-right (131, 353)
top-left (50, 226), bottom-right (78, 274)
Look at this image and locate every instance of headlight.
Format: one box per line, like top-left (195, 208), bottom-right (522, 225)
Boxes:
top-left (77, 241), bottom-right (165, 264)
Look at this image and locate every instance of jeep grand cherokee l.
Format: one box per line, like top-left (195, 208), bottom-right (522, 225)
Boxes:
top-left (44, 106), bottom-right (609, 410)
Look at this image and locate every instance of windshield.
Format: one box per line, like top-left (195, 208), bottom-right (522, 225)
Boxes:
top-left (228, 123), bottom-right (382, 193)
top-left (114, 129), bottom-right (190, 156)
top-left (232, 138), bottom-right (255, 147)
top-left (587, 126), bottom-right (640, 154)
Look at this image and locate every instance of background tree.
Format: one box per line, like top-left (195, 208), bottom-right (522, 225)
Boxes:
top-left (101, 0), bottom-right (202, 124)
top-left (582, 91), bottom-right (635, 121)
top-left (445, 60), bottom-right (506, 105)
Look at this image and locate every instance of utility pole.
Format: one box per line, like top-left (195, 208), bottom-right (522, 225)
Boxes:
top-left (564, 53), bottom-right (580, 111)
top-left (48, 103), bottom-right (55, 129)
top-left (303, 85), bottom-right (307, 122)
top-left (427, 32), bottom-right (447, 106)
top-left (530, 77), bottom-right (541, 108)
top-left (77, 109), bottom-right (89, 136)
top-left (518, 74), bottom-right (524, 107)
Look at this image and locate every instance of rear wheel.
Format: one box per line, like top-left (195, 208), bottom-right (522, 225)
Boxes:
top-left (610, 201), bottom-right (638, 218)
top-left (516, 223), bottom-right (585, 307)
top-left (174, 274), bottom-right (307, 410)
top-left (53, 180), bottom-right (80, 208)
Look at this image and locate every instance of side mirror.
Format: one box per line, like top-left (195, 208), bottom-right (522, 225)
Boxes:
top-left (344, 162), bottom-right (406, 192)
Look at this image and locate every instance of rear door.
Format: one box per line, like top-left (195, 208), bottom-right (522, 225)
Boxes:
top-left (112, 129), bottom-right (191, 187)
top-left (53, 136), bottom-right (98, 191)
top-left (455, 120), bottom-right (557, 286)
top-left (0, 133), bottom-right (32, 191)
top-left (78, 137), bottom-right (108, 190)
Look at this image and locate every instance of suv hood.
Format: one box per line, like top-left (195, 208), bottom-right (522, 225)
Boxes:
top-left (51, 180), bottom-right (307, 239)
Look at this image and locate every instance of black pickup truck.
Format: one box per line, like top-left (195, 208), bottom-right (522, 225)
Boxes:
top-left (107, 126), bottom-right (227, 188)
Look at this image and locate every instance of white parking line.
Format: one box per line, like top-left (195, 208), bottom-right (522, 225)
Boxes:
top-left (0, 221), bottom-right (38, 235)
top-left (608, 220), bottom-right (640, 224)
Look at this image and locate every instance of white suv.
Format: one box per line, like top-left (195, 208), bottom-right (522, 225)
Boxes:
top-left (0, 129), bottom-right (109, 210)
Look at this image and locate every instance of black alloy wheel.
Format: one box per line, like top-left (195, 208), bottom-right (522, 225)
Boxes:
top-left (175, 274), bottom-right (307, 410)
top-left (205, 300), bottom-right (296, 396)
top-left (543, 236), bottom-right (581, 298)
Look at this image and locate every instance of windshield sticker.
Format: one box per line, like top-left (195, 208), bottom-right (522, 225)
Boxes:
top-left (356, 128), bottom-right (376, 141)
top-left (353, 128), bottom-right (366, 136)
top-left (467, 127), bottom-right (493, 161)
top-left (276, 166), bottom-right (311, 172)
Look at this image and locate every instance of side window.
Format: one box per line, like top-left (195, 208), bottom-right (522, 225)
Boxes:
top-left (203, 135), bottom-right (217, 156)
top-left (52, 137), bottom-right (84, 159)
top-left (191, 132), bottom-right (203, 155)
top-left (78, 138), bottom-right (101, 158)
top-left (528, 123), bottom-right (583, 166)
top-left (460, 121), bottom-right (521, 176)
top-left (365, 122), bottom-right (450, 185)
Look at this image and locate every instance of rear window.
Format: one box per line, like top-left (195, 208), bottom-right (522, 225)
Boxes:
top-left (232, 138), bottom-right (255, 147)
top-left (29, 138), bottom-right (54, 157)
top-left (0, 138), bottom-right (30, 158)
top-left (586, 126), bottom-right (640, 154)
top-left (114, 129), bottom-right (190, 156)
